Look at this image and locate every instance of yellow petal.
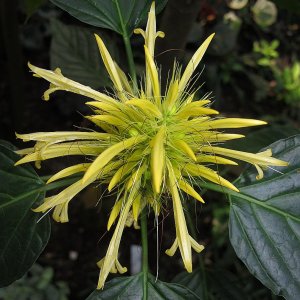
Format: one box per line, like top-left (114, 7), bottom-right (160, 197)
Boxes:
top-left (151, 127), bottom-right (166, 193)
top-left (173, 140), bottom-right (197, 161)
top-left (15, 142), bottom-right (105, 165)
top-left (108, 162), bottom-right (136, 191)
top-left (132, 194), bottom-right (142, 222)
top-left (167, 161), bottom-right (192, 272)
top-left (97, 189), bottom-right (137, 289)
top-left (82, 135), bottom-right (146, 184)
top-left (107, 199), bottom-right (123, 231)
top-left (126, 163), bottom-right (147, 191)
top-left (197, 155), bottom-right (238, 165)
top-left (180, 100), bottom-right (211, 109)
top-left (135, 2), bottom-right (164, 99)
top-left (126, 98), bottom-right (162, 118)
top-left (52, 201), bottom-right (71, 223)
top-left (47, 163), bottom-right (91, 184)
top-left (178, 33), bottom-right (215, 93)
top-left (164, 79), bottom-right (179, 111)
top-left (28, 63), bottom-right (116, 103)
top-left (16, 131), bottom-right (113, 142)
top-left (190, 236), bottom-right (205, 253)
top-left (144, 45), bottom-right (161, 104)
top-left (94, 34), bottom-right (127, 102)
top-left (33, 177), bottom-right (94, 213)
top-left (114, 62), bottom-right (133, 94)
top-left (176, 107), bottom-right (219, 119)
top-left (200, 118), bottom-right (267, 129)
top-left (201, 146), bottom-right (288, 167)
top-left (178, 179), bottom-right (205, 203)
top-left (165, 237), bottom-right (178, 256)
top-left (184, 163), bottom-right (239, 192)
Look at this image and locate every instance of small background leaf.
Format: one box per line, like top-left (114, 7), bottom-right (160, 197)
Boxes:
top-left (0, 141), bottom-right (51, 287)
top-left (87, 273), bottom-right (200, 300)
top-left (229, 135), bottom-right (300, 299)
top-left (50, 0), bottom-right (167, 36)
top-left (50, 20), bottom-right (112, 89)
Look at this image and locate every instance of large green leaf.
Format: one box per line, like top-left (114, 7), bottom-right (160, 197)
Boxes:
top-left (0, 141), bottom-right (50, 287)
top-left (229, 135), bottom-right (300, 299)
top-left (173, 268), bottom-right (248, 300)
top-left (50, 20), bottom-right (111, 89)
top-left (86, 273), bottom-right (200, 299)
top-left (50, 0), bottom-right (167, 36)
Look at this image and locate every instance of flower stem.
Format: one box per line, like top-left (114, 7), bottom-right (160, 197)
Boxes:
top-left (141, 208), bottom-right (148, 300)
top-left (114, 0), bottom-right (137, 86)
top-left (184, 203), bottom-right (209, 300)
top-left (123, 34), bottom-right (137, 86)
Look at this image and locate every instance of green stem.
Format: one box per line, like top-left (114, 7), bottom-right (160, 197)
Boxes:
top-left (141, 208), bottom-right (148, 300)
top-left (123, 34), bottom-right (137, 86)
top-left (114, 0), bottom-right (137, 86)
top-left (184, 203), bottom-right (208, 300)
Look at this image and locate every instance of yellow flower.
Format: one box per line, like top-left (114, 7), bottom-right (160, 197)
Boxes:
top-left (15, 2), bottom-right (288, 289)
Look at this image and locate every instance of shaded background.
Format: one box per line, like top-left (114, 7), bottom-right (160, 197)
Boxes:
top-left (1, 0), bottom-right (300, 299)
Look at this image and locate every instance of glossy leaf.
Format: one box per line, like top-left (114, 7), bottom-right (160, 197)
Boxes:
top-left (50, 20), bottom-right (111, 88)
top-left (0, 141), bottom-right (51, 287)
top-left (229, 135), bottom-right (300, 299)
top-left (50, 0), bottom-right (167, 36)
top-left (87, 273), bottom-right (200, 299)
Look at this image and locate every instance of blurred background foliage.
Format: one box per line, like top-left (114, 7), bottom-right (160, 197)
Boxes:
top-left (0, 0), bottom-right (299, 299)
top-left (0, 264), bottom-right (69, 300)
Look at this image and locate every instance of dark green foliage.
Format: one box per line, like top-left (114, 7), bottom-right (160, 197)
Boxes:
top-left (229, 135), bottom-right (300, 299)
top-left (0, 141), bottom-right (50, 287)
top-left (87, 273), bottom-right (200, 300)
top-left (50, 20), bottom-right (112, 89)
top-left (50, 0), bottom-right (167, 35)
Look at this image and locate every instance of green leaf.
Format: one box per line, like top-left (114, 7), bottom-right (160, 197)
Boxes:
top-left (0, 141), bottom-right (50, 287)
top-left (226, 124), bottom-right (300, 153)
top-left (86, 273), bottom-right (200, 299)
top-left (50, 20), bottom-right (111, 89)
top-left (173, 268), bottom-right (248, 300)
top-left (229, 135), bottom-right (300, 299)
top-left (50, 0), bottom-right (167, 36)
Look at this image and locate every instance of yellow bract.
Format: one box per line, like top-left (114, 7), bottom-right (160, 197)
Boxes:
top-left (15, 2), bottom-right (288, 290)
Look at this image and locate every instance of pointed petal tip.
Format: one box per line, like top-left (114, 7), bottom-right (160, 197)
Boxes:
top-left (185, 262), bottom-right (193, 273)
top-left (232, 185), bottom-right (240, 192)
top-left (32, 207), bottom-right (42, 213)
top-left (14, 160), bottom-right (22, 166)
top-left (257, 120), bottom-right (268, 125)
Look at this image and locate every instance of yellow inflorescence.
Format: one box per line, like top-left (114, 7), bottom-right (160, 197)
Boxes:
top-left (15, 2), bottom-right (288, 289)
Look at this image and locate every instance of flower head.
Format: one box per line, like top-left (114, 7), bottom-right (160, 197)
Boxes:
top-left (15, 2), bottom-right (288, 289)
